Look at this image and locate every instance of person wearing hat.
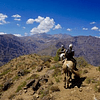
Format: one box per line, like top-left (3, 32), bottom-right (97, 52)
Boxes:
top-left (65, 44), bottom-right (78, 71)
top-left (60, 45), bottom-right (66, 53)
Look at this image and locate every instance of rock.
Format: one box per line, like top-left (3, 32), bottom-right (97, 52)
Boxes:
top-left (39, 79), bottom-right (48, 85)
top-left (17, 69), bottom-right (24, 76)
top-left (37, 66), bottom-right (43, 72)
top-left (50, 85), bottom-right (60, 92)
top-left (3, 79), bottom-right (13, 91)
top-left (26, 79), bottom-right (35, 88)
top-left (41, 94), bottom-right (54, 100)
top-left (32, 79), bottom-right (41, 91)
top-left (24, 89), bottom-right (27, 93)
top-left (79, 87), bottom-right (82, 92)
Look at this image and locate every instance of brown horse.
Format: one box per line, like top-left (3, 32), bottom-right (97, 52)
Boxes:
top-left (62, 59), bottom-right (80, 88)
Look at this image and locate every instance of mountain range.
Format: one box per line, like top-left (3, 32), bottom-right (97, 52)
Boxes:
top-left (0, 33), bottom-right (100, 66)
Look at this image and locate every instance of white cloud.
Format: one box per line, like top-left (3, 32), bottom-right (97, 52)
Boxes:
top-left (91, 26), bottom-right (98, 30)
top-left (14, 18), bottom-right (21, 21)
top-left (24, 32), bottom-right (28, 36)
top-left (0, 13), bottom-right (9, 25)
top-left (26, 18), bottom-right (34, 24)
top-left (23, 27), bottom-right (26, 29)
top-left (34, 16), bottom-right (44, 23)
top-left (95, 36), bottom-right (100, 38)
top-left (13, 34), bottom-right (22, 37)
top-left (53, 24), bottom-right (62, 30)
top-left (26, 16), bottom-right (44, 24)
top-left (83, 28), bottom-right (88, 30)
top-left (0, 32), bottom-right (7, 35)
top-left (17, 24), bottom-right (20, 26)
top-left (30, 17), bottom-right (55, 34)
top-left (90, 22), bottom-right (96, 24)
top-left (12, 14), bottom-right (21, 21)
top-left (12, 14), bottom-right (21, 18)
top-left (66, 28), bottom-right (72, 31)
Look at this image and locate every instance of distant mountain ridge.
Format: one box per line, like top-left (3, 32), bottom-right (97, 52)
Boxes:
top-left (0, 33), bottom-right (100, 66)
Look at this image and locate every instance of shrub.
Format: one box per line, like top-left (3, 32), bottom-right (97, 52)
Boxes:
top-left (40, 56), bottom-right (51, 62)
top-left (85, 77), bottom-right (91, 84)
top-left (83, 69), bottom-right (88, 74)
top-left (76, 56), bottom-right (88, 68)
top-left (50, 86), bottom-right (60, 92)
top-left (0, 68), bottom-right (11, 76)
top-left (94, 82), bottom-right (100, 92)
top-left (54, 48), bottom-right (61, 62)
top-left (52, 68), bottom-right (61, 77)
top-left (55, 77), bottom-right (61, 83)
top-left (8, 94), bottom-right (15, 99)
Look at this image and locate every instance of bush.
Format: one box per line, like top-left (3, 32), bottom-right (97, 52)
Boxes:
top-left (40, 56), bottom-right (51, 62)
top-left (54, 48), bottom-right (61, 62)
top-left (50, 86), bottom-right (60, 92)
top-left (85, 77), bottom-right (91, 84)
top-left (94, 82), bottom-right (100, 92)
top-left (76, 56), bottom-right (88, 68)
top-left (52, 68), bottom-right (61, 77)
top-left (83, 69), bottom-right (88, 74)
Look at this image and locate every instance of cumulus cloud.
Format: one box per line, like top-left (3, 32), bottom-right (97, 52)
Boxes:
top-left (83, 28), bottom-right (88, 30)
top-left (90, 22), bottom-right (96, 24)
top-left (26, 18), bottom-right (34, 24)
top-left (13, 34), bottom-right (22, 37)
top-left (66, 28), bottom-right (72, 31)
top-left (30, 17), bottom-right (55, 34)
top-left (0, 13), bottom-right (9, 25)
top-left (12, 14), bottom-right (21, 21)
top-left (26, 16), bottom-right (44, 24)
top-left (91, 26), bottom-right (98, 30)
top-left (53, 24), bottom-right (62, 30)
top-left (0, 32), bottom-right (7, 35)
top-left (34, 16), bottom-right (44, 23)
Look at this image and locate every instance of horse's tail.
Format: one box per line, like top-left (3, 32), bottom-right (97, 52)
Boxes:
top-left (72, 70), bottom-right (80, 77)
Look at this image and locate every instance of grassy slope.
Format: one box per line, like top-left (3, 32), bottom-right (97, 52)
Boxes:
top-left (0, 54), bottom-right (100, 100)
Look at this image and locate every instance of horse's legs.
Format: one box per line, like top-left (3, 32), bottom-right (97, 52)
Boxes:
top-left (64, 73), bottom-right (66, 88)
top-left (67, 71), bottom-right (71, 88)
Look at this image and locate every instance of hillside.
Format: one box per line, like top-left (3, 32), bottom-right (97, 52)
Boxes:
top-left (0, 34), bottom-right (100, 66)
top-left (0, 54), bottom-right (100, 100)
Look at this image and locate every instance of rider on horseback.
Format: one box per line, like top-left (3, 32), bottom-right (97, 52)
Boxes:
top-left (65, 44), bottom-right (78, 71)
top-left (60, 45), bottom-right (66, 53)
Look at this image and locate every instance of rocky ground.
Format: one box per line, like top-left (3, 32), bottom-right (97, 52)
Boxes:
top-left (0, 54), bottom-right (100, 100)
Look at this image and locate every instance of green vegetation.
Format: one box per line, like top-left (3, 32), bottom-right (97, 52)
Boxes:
top-left (55, 77), bottom-right (61, 83)
top-left (8, 94), bottom-right (15, 99)
top-left (27, 74), bottom-right (39, 80)
top-left (40, 56), bottom-right (51, 62)
top-left (85, 77), bottom-right (91, 84)
top-left (54, 48), bottom-right (61, 61)
top-left (0, 68), bottom-right (11, 76)
top-left (76, 56), bottom-right (88, 68)
top-left (94, 82), bottom-right (100, 92)
top-left (16, 81), bottom-right (26, 93)
top-left (52, 68), bottom-right (61, 77)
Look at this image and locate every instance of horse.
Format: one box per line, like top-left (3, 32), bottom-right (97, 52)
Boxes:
top-left (62, 59), bottom-right (80, 88)
top-left (59, 53), bottom-right (66, 61)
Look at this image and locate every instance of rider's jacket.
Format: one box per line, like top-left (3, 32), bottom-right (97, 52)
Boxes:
top-left (65, 49), bottom-right (74, 60)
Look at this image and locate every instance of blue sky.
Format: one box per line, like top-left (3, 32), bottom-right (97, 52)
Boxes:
top-left (0, 0), bottom-right (100, 37)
